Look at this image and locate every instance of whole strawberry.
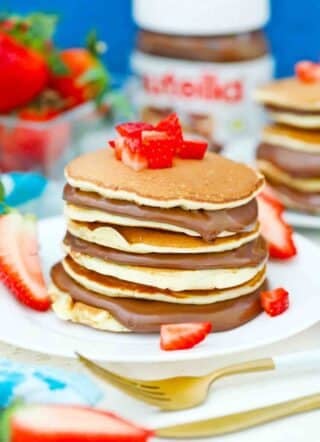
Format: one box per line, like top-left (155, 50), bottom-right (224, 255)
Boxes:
top-left (50, 32), bottom-right (109, 107)
top-left (0, 32), bottom-right (49, 113)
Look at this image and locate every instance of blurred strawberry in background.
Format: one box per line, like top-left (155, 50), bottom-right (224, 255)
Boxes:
top-left (0, 31), bottom-right (49, 113)
top-left (51, 31), bottom-right (109, 108)
top-left (0, 13), bottom-right (110, 175)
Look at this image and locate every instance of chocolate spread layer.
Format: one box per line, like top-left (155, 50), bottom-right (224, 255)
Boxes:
top-left (265, 104), bottom-right (320, 116)
top-left (137, 30), bottom-right (268, 63)
top-left (269, 180), bottom-right (320, 212)
top-left (63, 185), bottom-right (258, 241)
top-left (51, 263), bottom-right (265, 332)
top-left (64, 233), bottom-right (268, 270)
top-left (257, 143), bottom-right (320, 178)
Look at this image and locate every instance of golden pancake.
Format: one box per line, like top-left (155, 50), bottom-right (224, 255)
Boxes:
top-left (67, 220), bottom-right (260, 254)
top-left (62, 256), bottom-right (267, 305)
top-left (50, 285), bottom-right (129, 332)
top-left (255, 77), bottom-right (320, 110)
top-left (268, 112), bottom-right (320, 129)
top-left (258, 160), bottom-right (320, 192)
top-left (65, 149), bottom-right (264, 210)
top-left (262, 124), bottom-right (320, 152)
top-left (49, 263), bottom-right (266, 333)
top-left (64, 243), bottom-right (267, 292)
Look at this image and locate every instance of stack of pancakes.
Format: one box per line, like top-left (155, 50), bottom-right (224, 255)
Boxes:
top-left (255, 78), bottom-right (320, 213)
top-left (49, 149), bottom-right (268, 333)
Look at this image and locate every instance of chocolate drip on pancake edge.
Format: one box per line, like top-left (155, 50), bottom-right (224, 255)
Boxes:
top-left (268, 180), bottom-right (320, 212)
top-left (257, 143), bottom-right (320, 178)
top-left (63, 184), bottom-right (258, 241)
top-left (64, 232), bottom-right (268, 270)
top-left (51, 263), bottom-right (265, 333)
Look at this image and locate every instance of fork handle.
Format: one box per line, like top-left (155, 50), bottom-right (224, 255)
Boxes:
top-left (208, 349), bottom-right (320, 384)
top-left (156, 393), bottom-right (320, 438)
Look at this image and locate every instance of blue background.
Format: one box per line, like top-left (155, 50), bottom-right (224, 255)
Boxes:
top-left (4, 0), bottom-right (320, 78)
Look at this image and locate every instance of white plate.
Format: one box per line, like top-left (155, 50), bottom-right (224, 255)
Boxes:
top-left (225, 137), bottom-right (320, 230)
top-left (0, 216), bottom-right (319, 363)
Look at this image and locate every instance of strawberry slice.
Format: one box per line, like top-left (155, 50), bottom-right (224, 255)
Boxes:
top-left (141, 130), bottom-right (175, 168)
top-left (160, 322), bottom-right (212, 351)
top-left (257, 194), bottom-right (297, 260)
top-left (156, 113), bottom-right (183, 151)
top-left (177, 138), bottom-right (208, 159)
top-left (260, 288), bottom-right (289, 317)
top-left (0, 212), bottom-right (50, 311)
top-left (121, 145), bottom-right (148, 171)
top-left (116, 122), bottom-right (154, 138)
top-left (295, 61), bottom-right (320, 83)
top-left (9, 404), bottom-right (153, 442)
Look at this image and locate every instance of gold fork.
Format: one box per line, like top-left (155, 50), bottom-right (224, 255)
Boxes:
top-left (77, 350), bottom-right (319, 411)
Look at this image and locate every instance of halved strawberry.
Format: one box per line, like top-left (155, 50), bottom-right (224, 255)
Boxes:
top-left (260, 184), bottom-right (284, 212)
top-left (141, 130), bottom-right (175, 168)
top-left (258, 194), bottom-right (297, 260)
top-left (9, 404), bottom-right (153, 442)
top-left (177, 138), bottom-right (208, 159)
top-left (260, 288), bottom-right (289, 317)
top-left (121, 145), bottom-right (148, 171)
top-left (160, 322), bottom-right (212, 351)
top-left (295, 61), bottom-right (320, 83)
top-left (116, 122), bottom-right (154, 138)
top-left (156, 112), bottom-right (183, 151)
top-left (0, 212), bottom-right (50, 311)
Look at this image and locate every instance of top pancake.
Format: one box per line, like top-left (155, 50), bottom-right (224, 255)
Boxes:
top-left (65, 149), bottom-right (264, 210)
top-left (255, 77), bottom-right (320, 111)
top-left (262, 124), bottom-right (320, 152)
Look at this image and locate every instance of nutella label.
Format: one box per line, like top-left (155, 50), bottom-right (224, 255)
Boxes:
top-left (131, 51), bottom-right (274, 142)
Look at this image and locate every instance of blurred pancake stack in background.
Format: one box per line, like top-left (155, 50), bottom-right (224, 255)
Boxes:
top-left (255, 76), bottom-right (320, 213)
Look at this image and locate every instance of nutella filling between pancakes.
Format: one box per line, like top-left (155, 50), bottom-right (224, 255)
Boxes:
top-left (64, 233), bottom-right (268, 270)
top-left (51, 263), bottom-right (265, 332)
top-left (63, 184), bottom-right (258, 241)
top-left (257, 143), bottom-right (320, 178)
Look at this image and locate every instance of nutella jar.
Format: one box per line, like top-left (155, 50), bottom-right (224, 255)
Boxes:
top-left (131, 0), bottom-right (274, 144)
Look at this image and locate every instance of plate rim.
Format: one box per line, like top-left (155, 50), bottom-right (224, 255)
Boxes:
top-left (0, 217), bottom-right (319, 363)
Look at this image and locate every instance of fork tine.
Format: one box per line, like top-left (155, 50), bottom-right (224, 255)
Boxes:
top-left (76, 353), bottom-right (170, 405)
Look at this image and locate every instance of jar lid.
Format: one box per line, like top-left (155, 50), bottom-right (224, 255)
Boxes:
top-left (133, 0), bottom-right (270, 36)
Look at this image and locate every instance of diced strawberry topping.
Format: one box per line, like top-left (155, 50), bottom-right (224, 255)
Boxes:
top-left (0, 212), bottom-right (51, 311)
top-left (260, 288), bottom-right (289, 317)
top-left (141, 130), bottom-right (175, 168)
top-left (116, 122), bottom-right (154, 138)
top-left (178, 138), bottom-right (208, 159)
top-left (295, 61), bottom-right (320, 83)
top-left (160, 322), bottom-right (212, 351)
top-left (258, 194), bottom-right (297, 260)
top-left (10, 404), bottom-right (153, 442)
top-left (123, 136), bottom-right (142, 154)
top-left (108, 114), bottom-right (208, 170)
top-left (121, 145), bottom-right (148, 171)
top-left (156, 112), bottom-right (183, 151)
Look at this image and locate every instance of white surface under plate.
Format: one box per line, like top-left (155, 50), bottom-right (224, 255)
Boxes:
top-left (225, 137), bottom-right (320, 230)
top-left (0, 216), bottom-right (319, 363)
